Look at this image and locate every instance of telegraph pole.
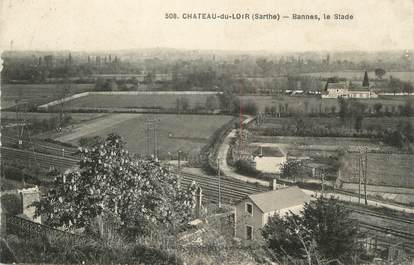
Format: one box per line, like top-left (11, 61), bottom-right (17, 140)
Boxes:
top-left (320, 169), bottom-right (325, 198)
top-left (217, 156), bottom-right (221, 208)
top-left (153, 124), bottom-right (157, 159)
top-left (364, 147), bottom-right (368, 205)
top-left (144, 118), bottom-right (160, 159)
top-left (358, 151), bottom-right (362, 204)
top-left (177, 150), bottom-right (182, 186)
top-left (177, 150), bottom-right (181, 177)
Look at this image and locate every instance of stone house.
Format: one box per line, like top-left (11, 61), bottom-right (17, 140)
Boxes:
top-left (234, 186), bottom-right (311, 241)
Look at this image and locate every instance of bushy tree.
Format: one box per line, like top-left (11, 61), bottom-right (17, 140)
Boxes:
top-left (374, 68), bottom-right (386, 79)
top-left (280, 160), bottom-right (306, 181)
top-left (262, 196), bottom-right (360, 264)
top-left (234, 159), bottom-right (259, 177)
top-left (33, 134), bottom-right (198, 238)
top-left (302, 197), bottom-right (359, 263)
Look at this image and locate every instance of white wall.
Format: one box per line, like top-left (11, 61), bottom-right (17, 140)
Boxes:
top-left (254, 156), bottom-right (287, 173)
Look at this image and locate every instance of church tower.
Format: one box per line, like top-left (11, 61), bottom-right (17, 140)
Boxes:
top-left (362, 70), bottom-right (369, 87)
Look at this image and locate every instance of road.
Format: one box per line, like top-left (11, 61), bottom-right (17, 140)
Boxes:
top-left (217, 129), bottom-right (270, 187)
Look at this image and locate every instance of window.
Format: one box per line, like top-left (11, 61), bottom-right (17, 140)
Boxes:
top-left (246, 225), bottom-right (253, 240)
top-left (246, 203), bottom-right (253, 216)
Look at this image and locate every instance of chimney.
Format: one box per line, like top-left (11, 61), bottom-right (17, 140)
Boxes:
top-left (270, 179), bottom-right (277, 190)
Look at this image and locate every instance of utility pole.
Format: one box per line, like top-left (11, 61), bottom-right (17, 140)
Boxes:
top-left (153, 124), bottom-right (157, 160)
top-left (364, 147), bottom-right (368, 205)
top-left (144, 118), bottom-right (160, 159)
top-left (178, 150), bottom-right (181, 176)
top-left (217, 156), bottom-right (221, 208)
top-left (358, 151), bottom-right (362, 205)
top-left (320, 169), bottom-right (325, 198)
top-left (177, 150), bottom-right (182, 186)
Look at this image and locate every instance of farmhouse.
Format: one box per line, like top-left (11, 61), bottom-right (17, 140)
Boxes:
top-left (252, 146), bottom-right (286, 173)
top-left (322, 71), bottom-right (378, 99)
top-left (234, 186), bottom-right (311, 241)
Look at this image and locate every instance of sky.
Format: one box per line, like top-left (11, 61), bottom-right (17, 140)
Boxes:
top-left (0, 0), bottom-right (413, 52)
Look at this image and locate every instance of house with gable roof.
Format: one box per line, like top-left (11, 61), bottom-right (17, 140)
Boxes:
top-left (234, 186), bottom-right (311, 241)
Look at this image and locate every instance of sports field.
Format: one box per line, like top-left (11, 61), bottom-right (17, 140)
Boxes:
top-left (1, 84), bottom-right (94, 109)
top-left (55, 114), bottom-right (234, 159)
top-left (53, 93), bottom-right (220, 111)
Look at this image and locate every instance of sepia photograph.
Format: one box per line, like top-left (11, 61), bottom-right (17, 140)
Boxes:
top-left (0, 0), bottom-right (413, 264)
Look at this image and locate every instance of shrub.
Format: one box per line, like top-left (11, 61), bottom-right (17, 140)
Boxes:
top-left (1, 194), bottom-right (22, 215)
top-left (4, 233), bottom-right (184, 265)
top-left (3, 167), bottom-right (26, 182)
top-left (234, 160), bottom-right (260, 177)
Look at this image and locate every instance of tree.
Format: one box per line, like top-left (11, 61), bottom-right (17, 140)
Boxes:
top-left (280, 160), bottom-right (306, 181)
top-left (234, 159), bottom-right (259, 177)
top-left (243, 100), bottom-right (258, 115)
top-left (302, 197), bottom-right (359, 263)
top-left (373, 103), bottom-right (383, 116)
top-left (402, 82), bottom-right (413, 95)
top-left (374, 68), bottom-right (386, 80)
top-left (33, 134), bottom-right (198, 238)
top-left (261, 212), bottom-right (306, 260)
top-left (262, 196), bottom-right (360, 264)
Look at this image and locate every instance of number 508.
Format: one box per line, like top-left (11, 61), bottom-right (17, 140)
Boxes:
top-left (165, 13), bottom-right (178, 19)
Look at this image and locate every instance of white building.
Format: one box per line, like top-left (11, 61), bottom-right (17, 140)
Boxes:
top-left (322, 82), bottom-right (378, 99)
top-left (252, 146), bottom-right (287, 173)
top-left (234, 186), bottom-right (311, 241)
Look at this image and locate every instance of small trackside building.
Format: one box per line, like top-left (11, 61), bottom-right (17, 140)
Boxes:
top-left (234, 186), bottom-right (311, 241)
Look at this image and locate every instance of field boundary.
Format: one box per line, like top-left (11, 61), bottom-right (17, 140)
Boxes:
top-left (37, 91), bottom-right (223, 110)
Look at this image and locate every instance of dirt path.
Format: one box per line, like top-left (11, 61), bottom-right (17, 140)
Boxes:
top-left (55, 114), bottom-right (140, 143)
top-left (217, 129), bottom-right (271, 186)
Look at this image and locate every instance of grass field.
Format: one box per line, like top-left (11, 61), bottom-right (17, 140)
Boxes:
top-left (55, 114), bottom-right (234, 159)
top-left (53, 93), bottom-right (220, 111)
top-left (250, 134), bottom-right (414, 187)
top-left (1, 84), bottom-right (94, 109)
top-left (246, 95), bottom-right (412, 113)
top-left (240, 95), bottom-right (412, 113)
top-left (260, 117), bottom-right (414, 130)
top-left (340, 152), bottom-right (414, 187)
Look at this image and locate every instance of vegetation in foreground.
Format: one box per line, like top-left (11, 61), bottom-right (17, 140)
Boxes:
top-left (33, 134), bottom-right (198, 238)
top-left (262, 196), bottom-right (362, 265)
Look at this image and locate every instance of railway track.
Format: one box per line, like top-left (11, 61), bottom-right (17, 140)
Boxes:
top-left (2, 146), bottom-right (267, 203)
top-left (359, 222), bottom-right (414, 254)
top-left (1, 147), bottom-right (78, 170)
top-left (2, 135), bottom-right (79, 158)
top-left (179, 171), bottom-right (268, 204)
top-left (349, 206), bottom-right (414, 225)
top-left (4, 146), bottom-right (413, 255)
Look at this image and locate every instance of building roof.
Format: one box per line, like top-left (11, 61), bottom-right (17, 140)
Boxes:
top-left (252, 146), bottom-right (285, 157)
top-left (247, 186), bottom-right (311, 213)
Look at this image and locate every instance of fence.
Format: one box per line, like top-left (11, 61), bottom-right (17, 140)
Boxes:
top-left (5, 214), bottom-right (83, 242)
